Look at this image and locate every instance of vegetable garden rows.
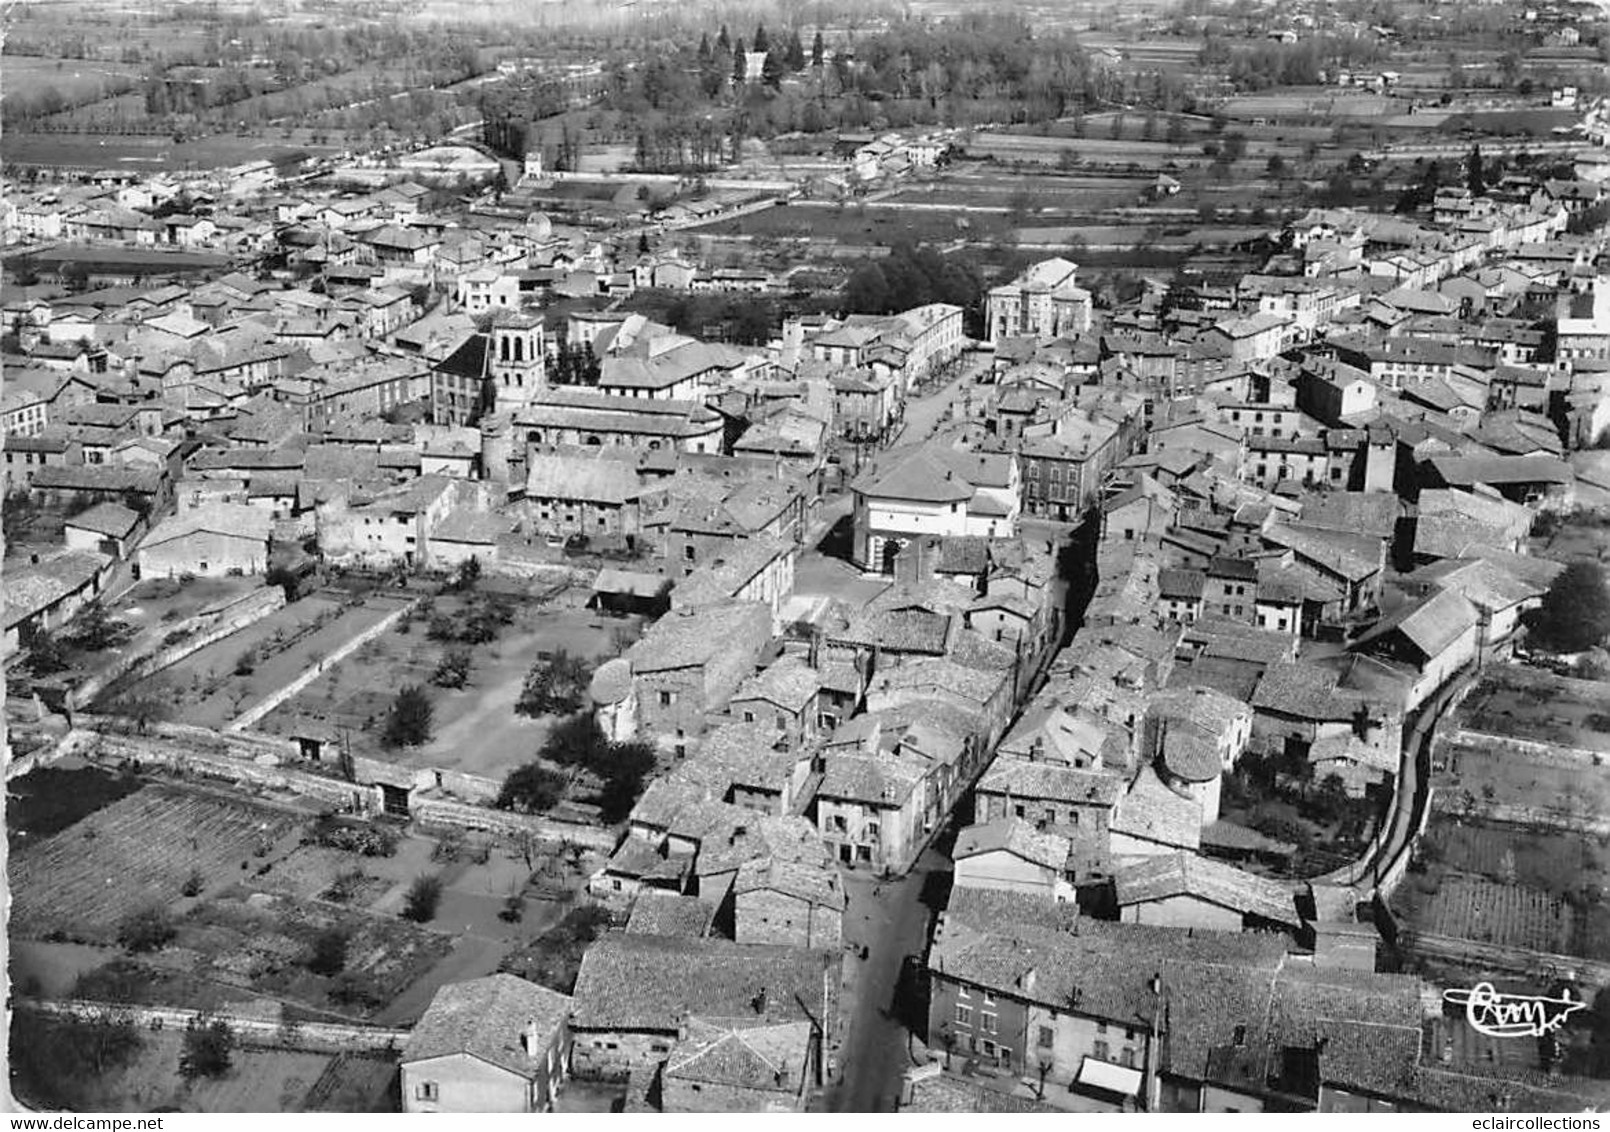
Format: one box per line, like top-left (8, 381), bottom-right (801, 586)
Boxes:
top-left (10, 786), bottom-right (302, 942)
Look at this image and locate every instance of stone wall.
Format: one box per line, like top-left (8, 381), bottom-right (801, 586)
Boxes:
top-left (69, 587), bottom-right (287, 710)
top-left (411, 795), bottom-right (615, 852)
top-left (228, 597), bottom-right (419, 731)
top-left (69, 723), bottom-right (381, 813)
top-left (20, 997), bottom-right (408, 1054)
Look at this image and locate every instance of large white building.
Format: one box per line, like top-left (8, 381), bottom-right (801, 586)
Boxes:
top-left (986, 258), bottom-right (1092, 342)
top-left (851, 445), bottom-right (1020, 572)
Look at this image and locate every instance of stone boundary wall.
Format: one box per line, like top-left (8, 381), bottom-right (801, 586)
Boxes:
top-left (69, 588), bottom-right (287, 710)
top-left (411, 794), bottom-right (615, 851)
top-left (20, 998), bottom-right (408, 1053)
top-left (227, 598), bottom-right (419, 731)
top-left (38, 720), bottom-right (615, 849)
top-left (1436, 727), bottom-right (1607, 769)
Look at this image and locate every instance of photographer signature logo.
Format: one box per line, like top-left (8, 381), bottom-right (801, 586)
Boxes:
top-left (1443, 983), bottom-right (1586, 1038)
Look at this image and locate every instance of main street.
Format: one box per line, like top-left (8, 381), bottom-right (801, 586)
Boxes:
top-left (820, 846), bottom-right (950, 1113)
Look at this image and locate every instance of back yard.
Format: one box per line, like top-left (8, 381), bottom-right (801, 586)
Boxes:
top-left (255, 587), bottom-right (633, 778)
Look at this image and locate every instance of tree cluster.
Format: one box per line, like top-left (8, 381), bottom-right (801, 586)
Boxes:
top-left (844, 243), bottom-right (986, 328)
top-left (10, 1010), bottom-right (143, 1110)
top-left (1527, 561), bottom-right (1610, 654)
top-left (381, 684), bottom-right (435, 748)
top-left (498, 713), bottom-right (656, 822)
top-left (516, 649), bottom-right (594, 718)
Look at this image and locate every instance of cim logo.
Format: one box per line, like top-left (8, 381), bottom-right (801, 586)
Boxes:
top-left (1443, 983), bottom-right (1587, 1039)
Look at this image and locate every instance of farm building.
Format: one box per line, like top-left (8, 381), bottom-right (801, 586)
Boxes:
top-left (401, 973), bottom-right (573, 1113)
top-left (137, 502), bottom-right (271, 579)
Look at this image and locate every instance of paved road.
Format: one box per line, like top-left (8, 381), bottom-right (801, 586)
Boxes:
top-left (822, 848), bottom-right (948, 1113)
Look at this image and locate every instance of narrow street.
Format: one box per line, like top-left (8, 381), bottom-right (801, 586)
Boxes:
top-left (821, 847), bottom-right (950, 1113)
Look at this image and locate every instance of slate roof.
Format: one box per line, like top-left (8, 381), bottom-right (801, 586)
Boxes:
top-left (624, 892), bottom-right (717, 939)
top-left (63, 501), bottom-right (140, 538)
top-left (1251, 662), bottom-right (1349, 721)
top-left (664, 1017), bottom-right (813, 1095)
top-left (953, 817), bottom-right (1072, 873)
top-left (629, 602), bottom-right (771, 673)
top-left (143, 503), bottom-right (272, 548)
top-left (1110, 766), bottom-right (1202, 852)
top-left (1158, 568), bottom-right (1206, 601)
top-left (1113, 852), bottom-right (1299, 926)
top-left (734, 857), bottom-right (844, 910)
top-left (852, 449), bottom-right (973, 504)
top-left (402, 973), bottom-right (572, 1079)
top-left (817, 748), bottom-right (927, 807)
top-left (1354, 587), bottom-right (1477, 660)
top-left (1426, 453), bottom-right (1573, 487)
top-left (570, 933), bottom-right (836, 1033)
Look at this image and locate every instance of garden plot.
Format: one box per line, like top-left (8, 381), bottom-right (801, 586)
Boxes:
top-left (9, 785), bottom-right (304, 943)
top-left (157, 594), bottom-right (410, 728)
top-left (167, 888), bottom-right (455, 1021)
top-left (1418, 875), bottom-right (1573, 953)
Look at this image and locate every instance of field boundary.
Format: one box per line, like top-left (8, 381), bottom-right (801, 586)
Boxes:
top-left (19, 998), bottom-right (408, 1053)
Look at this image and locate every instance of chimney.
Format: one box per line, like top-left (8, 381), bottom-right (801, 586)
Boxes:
top-left (520, 1020), bottom-right (540, 1057)
top-left (752, 986), bottom-right (769, 1015)
top-left (1019, 967), bottom-right (1038, 995)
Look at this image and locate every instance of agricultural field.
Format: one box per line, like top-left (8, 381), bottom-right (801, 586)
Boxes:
top-left (0, 56), bottom-right (141, 108)
top-left (1415, 874), bottom-right (1573, 953)
top-left (0, 130), bottom-right (343, 172)
top-left (1395, 819), bottom-right (1610, 962)
top-left (9, 784), bottom-right (306, 943)
top-left (1447, 663), bottom-right (1610, 755)
top-left (697, 201), bottom-right (1012, 245)
top-left (256, 589), bottom-right (632, 777)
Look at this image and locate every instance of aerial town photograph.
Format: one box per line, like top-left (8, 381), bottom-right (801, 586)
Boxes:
top-left (6, 0), bottom-right (1610, 1117)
